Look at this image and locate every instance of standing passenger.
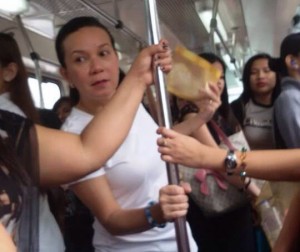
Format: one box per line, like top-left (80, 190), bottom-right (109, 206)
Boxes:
top-left (56, 16), bottom-right (197, 252)
top-left (231, 53), bottom-right (280, 150)
top-left (271, 32), bottom-right (300, 149)
top-left (174, 52), bottom-right (256, 252)
top-left (0, 31), bottom-right (177, 251)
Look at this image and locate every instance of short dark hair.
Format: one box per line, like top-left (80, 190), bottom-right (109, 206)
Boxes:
top-left (270, 32), bottom-right (300, 76)
top-left (242, 53), bottom-right (280, 104)
top-left (55, 16), bottom-right (115, 67)
top-left (52, 96), bottom-right (73, 113)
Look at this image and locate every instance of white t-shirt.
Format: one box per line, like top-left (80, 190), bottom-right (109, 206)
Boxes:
top-left (62, 105), bottom-right (197, 252)
top-left (0, 92), bottom-right (65, 252)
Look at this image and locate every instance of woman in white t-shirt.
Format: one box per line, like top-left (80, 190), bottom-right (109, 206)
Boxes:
top-left (56, 16), bottom-right (198, 252)
top-left (0, 30), bottom-right (177, 251)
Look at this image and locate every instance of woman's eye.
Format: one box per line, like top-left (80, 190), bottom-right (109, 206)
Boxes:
top-left (74, 56), bottom-right (86, 63)
top-left (99, 50), bottom-right (110, 57)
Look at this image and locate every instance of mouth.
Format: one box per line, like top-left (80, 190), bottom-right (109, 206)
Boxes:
top-left (256, 82), bottom-right (267, 87)
top-left (91, 79), bottom-right (108, 86)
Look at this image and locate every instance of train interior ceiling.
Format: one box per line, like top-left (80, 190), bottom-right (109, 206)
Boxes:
top-left (0, 0), bottom-right (299, 108)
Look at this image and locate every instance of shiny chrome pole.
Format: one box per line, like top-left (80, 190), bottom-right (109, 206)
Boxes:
top-left (144, 1), bottom-right (190, 251)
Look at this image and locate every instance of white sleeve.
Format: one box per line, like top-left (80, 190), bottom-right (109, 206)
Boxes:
top-left (67, 168), bottom-right (105, 187)
top-left (62, 167), bottom-right (106, 189)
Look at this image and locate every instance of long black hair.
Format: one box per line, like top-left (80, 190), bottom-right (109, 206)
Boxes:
top-left (0, 33), bottom-right (39, 122)
top-left (241, 53), bottom-right (281, 105)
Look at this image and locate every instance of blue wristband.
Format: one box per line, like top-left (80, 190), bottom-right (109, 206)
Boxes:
top-left (144, 201), bottom-right (166, 228)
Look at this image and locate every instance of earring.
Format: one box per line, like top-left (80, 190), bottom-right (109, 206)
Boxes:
top-left (291, 60), bottom-right (299, 69)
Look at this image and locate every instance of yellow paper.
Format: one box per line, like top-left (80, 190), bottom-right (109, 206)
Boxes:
top-left (166, 46), bottom-right (221, 101)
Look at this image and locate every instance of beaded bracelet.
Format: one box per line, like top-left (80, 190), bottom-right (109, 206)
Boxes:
top-left (144, 201), bottom-right (166, 228)
top-left (239, 147), bottom-right (250, 190)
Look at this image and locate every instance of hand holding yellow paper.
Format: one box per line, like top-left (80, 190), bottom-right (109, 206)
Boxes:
top-left (166, 46), bottom-right (221, 100)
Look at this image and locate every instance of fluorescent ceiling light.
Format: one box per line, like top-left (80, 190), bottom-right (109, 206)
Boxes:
top-left (198, 10), bottom-right (228, 43)
top-left (0, 0), bottom-right (28, 14)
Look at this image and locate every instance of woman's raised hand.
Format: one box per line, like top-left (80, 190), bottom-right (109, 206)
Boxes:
top-left (126, 39), bottom-right (172, 87)
top-left (194, 82), bottom-right (221, 123)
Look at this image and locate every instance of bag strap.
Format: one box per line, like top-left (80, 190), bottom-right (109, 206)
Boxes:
top-left (210, 120), bottom-right (235, 150)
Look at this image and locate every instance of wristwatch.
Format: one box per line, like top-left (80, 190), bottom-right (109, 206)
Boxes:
top-left (224, 149), bottom-right (237, 175)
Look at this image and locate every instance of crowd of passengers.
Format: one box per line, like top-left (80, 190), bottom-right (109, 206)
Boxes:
top-left (1, 15), bottom-right (300, 252)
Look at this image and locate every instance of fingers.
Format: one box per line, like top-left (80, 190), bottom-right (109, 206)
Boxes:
top-left (180, 181), bottom-right (192, 194)
top-left (159, 184), bottom-right (189, 221)
top-left (156, 127), bottom-right (177, 138)
top-left (153, 40), bottom-right (172, 73)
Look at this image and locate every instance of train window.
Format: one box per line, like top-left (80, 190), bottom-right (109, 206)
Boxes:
top-left (28, 76), bottom-right (61, 109)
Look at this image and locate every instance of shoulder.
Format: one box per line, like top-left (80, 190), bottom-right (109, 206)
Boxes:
top-left (0, 94), bottom-right (26, 117)
top-left (61, 108), bottom-right (93, 134)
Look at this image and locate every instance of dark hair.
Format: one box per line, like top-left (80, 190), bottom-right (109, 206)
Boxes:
top-left (199, 52), bottom-right (229, 119)
top-left (0, 33), bottom-right (39, 122)
top-left (270, 32), bottom-right (300, 76)
top-left (241, 53), bottom-right (280, 104)
top-left (52, 96), bottom-right (73, 113)
top-left (55, 16), bottom-right (115, 68)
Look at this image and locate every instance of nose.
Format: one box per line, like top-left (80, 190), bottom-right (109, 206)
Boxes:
top-left (257, 70), bottom-right (265, 79)
top-left (90, 56), bottom-right (104, 74)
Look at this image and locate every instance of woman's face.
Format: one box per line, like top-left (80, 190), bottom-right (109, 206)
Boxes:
top-left (61, 26), bottom-right (119, 104)
top-left (212, 61), bottom-right (225, 94)
top-left (249, 58), bottom-right (276, 96)
top-left (56, 101), bottom-right (72, 123)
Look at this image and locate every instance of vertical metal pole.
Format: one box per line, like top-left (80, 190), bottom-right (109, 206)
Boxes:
top-left (209, 0), bottom-right (220, 54)
top-left (15, 15), bottom-right (44, 108)
top-left (144, 1), bottom-right (190, 251)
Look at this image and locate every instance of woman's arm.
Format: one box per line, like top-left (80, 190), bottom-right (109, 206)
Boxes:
top-left (273, 190), bottom-right (300, 252)
top-left (0, 223), bottom-right (16, 252)
top-left (37, 41), bottom-right (172, 186)
top-left (157, 128), bottom-right (300, 181)
top-left (70, 176), bottom-right (185, 235)
top-left (172, 83), bottom-right (221, 136)
top-left (174, 112), bottom-right (250, 190)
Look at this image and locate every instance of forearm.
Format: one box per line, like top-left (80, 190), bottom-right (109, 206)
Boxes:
top-left (273, 190), bottom-right (300, 252)
top-left (202, 147), bottom-right (300, 181)
top-left (173, 115), bottom-right (205, 136)
top-left (192, 123), bottom-right (218, 147)
top-left (100, 203), bottom-right (165, 236)
top-left (0, 224), bottom-right (16, 252)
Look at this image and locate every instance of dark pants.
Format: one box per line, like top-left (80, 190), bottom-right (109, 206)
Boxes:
top-left (187, 197), bottom-right (256, 252)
